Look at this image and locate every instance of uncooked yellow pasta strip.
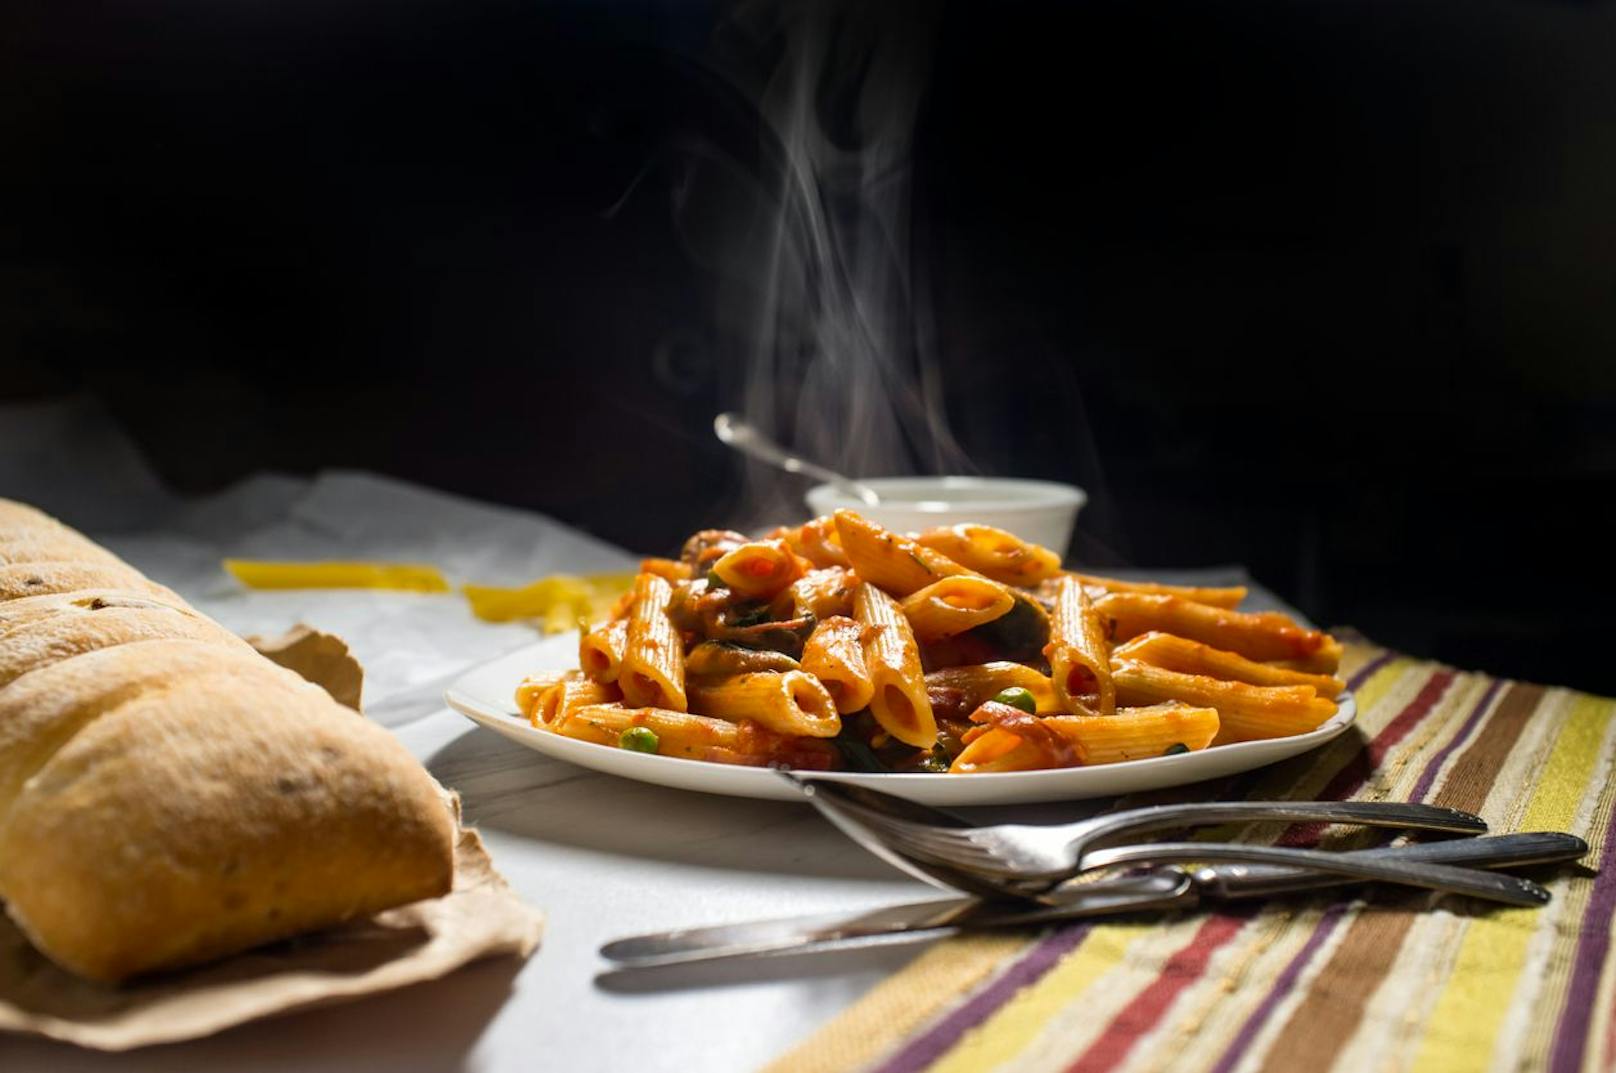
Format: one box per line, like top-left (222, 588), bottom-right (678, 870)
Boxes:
top-left (834, 510), bottom-right (971, 598)
top-left (531, 673), bottom-right (620, 729)
top-left (854, 581), bottom-right (940, 748)
top-left (619, 573), bottom-right (688, 711)
top-left (924, 662), bottom-right (1060, 714)
top-left (1111, 661), bottom-right (1336, 743)
top-left (579, 617), bottom-right (629, 683)
top-left (1093, 592), bottom-right (1343, 673)
top-left (1045, 574), bottom-right (1116, 715)
top-left (1074, 574), bottom-right (1247, 609)
top-left (899, 576), bottom-right (1016, 642)
top-left (688, 670), bottom-right (841, 738)
top-left (802, 616), bottom-right (875, 714)
top-left (1112, 631), bottom-right (1346, 697)
top-left (711, 539), bottom-right (805, 600)
top-left (915, 524), bottom-right (1063, 586)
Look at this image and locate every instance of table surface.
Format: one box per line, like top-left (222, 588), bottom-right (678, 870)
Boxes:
top-left (0, 401), bottom-right (1296, 1072)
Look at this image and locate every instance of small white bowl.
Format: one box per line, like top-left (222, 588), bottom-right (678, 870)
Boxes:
top-left (805, 476), bottom-right (1087, 554)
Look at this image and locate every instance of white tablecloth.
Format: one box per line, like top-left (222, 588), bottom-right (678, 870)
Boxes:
top-left (0, 399), bottom-right (1288, 1072)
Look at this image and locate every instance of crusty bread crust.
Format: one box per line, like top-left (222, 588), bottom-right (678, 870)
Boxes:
top-left (0, 561), bottom-right (185, 605)
top-left (0, 593), bottom-right (248, 688)
top-left (0, 499), bottom-right (457, 982)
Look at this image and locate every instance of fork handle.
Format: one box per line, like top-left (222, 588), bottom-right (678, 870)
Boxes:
top-left (1081, 842), bottom-right (1550, 907)
top-left (1075, 801), bottom-right (1485, 850)
top-left (1192, 832), bottom-right (1589, 899)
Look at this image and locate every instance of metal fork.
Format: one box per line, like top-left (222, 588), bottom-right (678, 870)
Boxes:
top-left (788, 776), bottom-right (1550, 907)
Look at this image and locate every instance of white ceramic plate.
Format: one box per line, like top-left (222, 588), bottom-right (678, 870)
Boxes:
top-left (444, 634), bottom-right (1357, 806)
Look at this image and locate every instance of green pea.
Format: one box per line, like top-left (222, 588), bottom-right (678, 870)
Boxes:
top-left (1163, 742), bottom-right (1190, 756)
top-left (619, 726), bottom-right (660, 753)
top-left (992, 686), bottom-right (1038, 714)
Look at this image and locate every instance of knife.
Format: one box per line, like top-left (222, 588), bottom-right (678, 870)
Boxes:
top-left (600, 832), bottom-right (1586, 969)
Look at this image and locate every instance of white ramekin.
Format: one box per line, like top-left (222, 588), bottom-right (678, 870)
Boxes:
top-left (804, 476), bottom-right (1087, 555)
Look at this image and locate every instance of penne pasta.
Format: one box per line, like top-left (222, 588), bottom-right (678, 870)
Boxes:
top-left (1093, 592), bottom-right (1343, 673)
top-left (774, 516), bottom-right (851, 570)
top-left (1112, 631), bottom-right (1347, 697)
top-left (853, 581), bottom-right (939, 748)
top-left (950, 701), bottom-right (1219, 771)
top-left (619, 573), bottom-right (689, 711)
top-left (514, 671), bottom-right (568, 721)
top-left (688, 670), bottom-right (840, 738)
top-left (1112, 660), bottom-right (1337, 744)
top-left (531, 673), bottom-right (620, 729)
top-left (1073, 574), bottom-right (1247, 609)
top-left (1045, 574), bottom-right (1116, 715)
top-left (639, 557), bottom-right (692, 583)
top-left (578, 617), bottom-right (629, 683)
top-left (925, 662), bottom-right (1060, 715)
top-left (801, 615), bottom-right (876, 714)
top-left (899, 576), bottom-right (1016, 642)
top-left (833, 509), bottom-right (971, 597)
top-left (915, 524), bottom-right (1063, 586)
top-left (711, 539), bottom-right (805, 600)
top-left (558, 703), bottom-right (837, 768)
top-left (773, 566), bottom-right (858, 621)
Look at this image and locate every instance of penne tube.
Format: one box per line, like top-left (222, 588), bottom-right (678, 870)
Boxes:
top-left (801, 615), bottom-right (876, 714)
top-left (1112, 631), bottom-right (1346, 697)
top-left (619, 573), bottom-right (689, 711)
top-left (853, 581), bottom-right (940, 748)
top-left (711, 539), bottom-right (805, 600)
top-left (578, 617), bottom-right (629, 683)
top-left (531, 673), bottom-right (620, 729)
top-left (924, 662), bottom-right (1060, 715)
top-left (1074, 574), bottom-right (1247, 609)
top-left (915, 524), bottom-right (1063, 586)
top-left (688, 670), bottom-right (841, 738)
top-left (773, 566), bottom-right (857, 621)
top-left (950, 702), bottom-right (1219, 771)
top-left (1045, 574), bottom-right (1116, 715)
top-left (1111, 660), bottom-right (1337, 744)
top-left (1093, 592), bottom-right (1343, 673)
top-left (558, 704), bottom-right (837, 769)
top-left (775, 516), bottom-right (851, 570)
top-left (899, 576), bottom-right (1016, 642)
top-left (514, 671), bottom-right (569, 721)
top-left (833, 510), bottom-right (971, 598)
top-left (639, 557), bottom-right (692, 582)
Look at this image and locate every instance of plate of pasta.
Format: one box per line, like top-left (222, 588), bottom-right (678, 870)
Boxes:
top-left (444, 511), bottom-right (1356, 805)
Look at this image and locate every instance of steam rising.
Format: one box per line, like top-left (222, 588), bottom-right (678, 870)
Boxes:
top-left (676, 1), bottom-right (972, 520)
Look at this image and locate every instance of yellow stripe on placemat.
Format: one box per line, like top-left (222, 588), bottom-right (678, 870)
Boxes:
top-left (761, 934), bottom-right (1030, 1073)
top-left (927, 923), bottom-right (1153, 1073)
top-left (1409, 692), bottom-right (1614, 1073)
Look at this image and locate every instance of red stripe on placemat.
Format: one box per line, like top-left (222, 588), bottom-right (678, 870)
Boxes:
top-left (1062, 911), bottom-right (1253, 1073)
top-left (1279, 670), bottom-right (1456, 847)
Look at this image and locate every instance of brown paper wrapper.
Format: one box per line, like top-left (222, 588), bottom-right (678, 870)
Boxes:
top-left (247, 624), bottom-right (366, 711)
top-left (0, 822), bottom-right (543, 1050)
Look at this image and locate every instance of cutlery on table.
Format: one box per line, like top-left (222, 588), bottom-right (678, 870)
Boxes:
top-left (787, 775), bottom-right (1549, 907)
top-left (600, 832), bottom-right (1587, 968)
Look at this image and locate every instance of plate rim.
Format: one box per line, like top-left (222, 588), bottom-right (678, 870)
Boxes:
top-left (441, 637), bottom-right (1358, 802)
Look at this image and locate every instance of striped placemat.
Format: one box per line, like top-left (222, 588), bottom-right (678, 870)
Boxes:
top-left (763, 639), bottom-right (1616, 1073)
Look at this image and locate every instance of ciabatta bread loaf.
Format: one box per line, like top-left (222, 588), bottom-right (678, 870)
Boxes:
top-left (0, 499), bottom-right (455, 982)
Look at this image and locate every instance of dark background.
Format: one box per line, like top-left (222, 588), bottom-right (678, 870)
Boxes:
top-left (3, 0), bottom-right (1613, 692)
